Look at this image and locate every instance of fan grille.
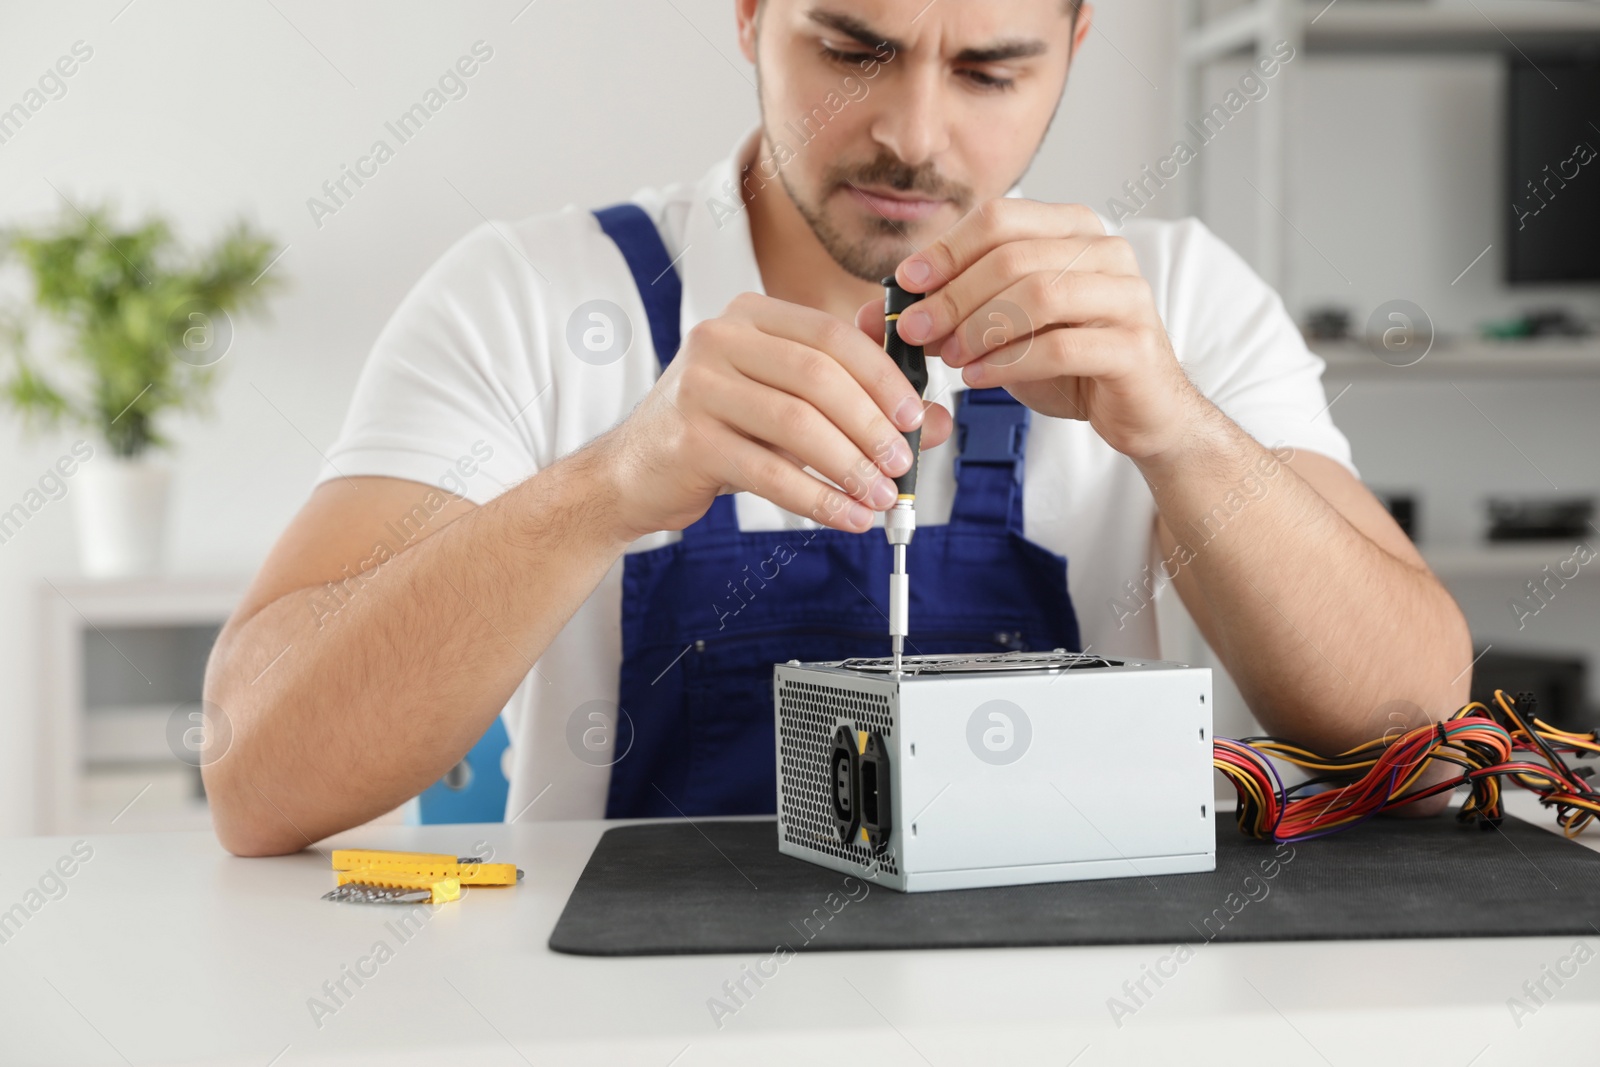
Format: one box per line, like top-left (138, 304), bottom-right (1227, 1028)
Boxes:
top-left (776, 677), bottom-right (899, 876)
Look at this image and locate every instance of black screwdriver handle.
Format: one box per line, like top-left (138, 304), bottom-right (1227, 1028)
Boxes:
top-left (882, 278), bottom-right (929, 497)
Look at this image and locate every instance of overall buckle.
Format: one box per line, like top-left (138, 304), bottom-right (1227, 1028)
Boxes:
top-left (953, 391), bottom-right (1026, 485)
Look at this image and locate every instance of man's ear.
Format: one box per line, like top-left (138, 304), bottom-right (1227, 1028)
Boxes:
top-left (735, 0), bottom-right (761, 65)
top-left (1070, 3), bottom-right (1095, 63)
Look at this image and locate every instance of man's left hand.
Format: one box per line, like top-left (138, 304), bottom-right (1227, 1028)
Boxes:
top-left (874, 199), bottom-right (1204, 464)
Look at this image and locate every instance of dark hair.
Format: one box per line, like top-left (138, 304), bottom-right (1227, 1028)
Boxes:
top-left (756, 1), bottom-right (1082, 20)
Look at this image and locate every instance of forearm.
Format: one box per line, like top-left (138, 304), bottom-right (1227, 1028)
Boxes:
top-left (1136, 398), bottom-right (1472, 752)
top-left (203, 445), bottom-right (633, 856)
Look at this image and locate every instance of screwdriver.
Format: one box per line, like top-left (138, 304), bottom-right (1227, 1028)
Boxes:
top-left (881, 278), bottom-right (929, 673)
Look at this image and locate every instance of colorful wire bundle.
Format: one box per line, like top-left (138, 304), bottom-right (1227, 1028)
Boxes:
top-left (1214, 691), bottom-right (1600, 843)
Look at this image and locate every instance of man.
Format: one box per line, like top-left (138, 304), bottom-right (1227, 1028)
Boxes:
top-left (204, 0), bottom-right (1470, 855)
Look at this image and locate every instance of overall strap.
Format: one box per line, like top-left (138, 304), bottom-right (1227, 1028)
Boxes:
top-left (592, 203), bottom-right (738, 537)
top-left (949, 387), bottom-right (1029, 530)
top-left (593, 203), bottom-right (683, 371)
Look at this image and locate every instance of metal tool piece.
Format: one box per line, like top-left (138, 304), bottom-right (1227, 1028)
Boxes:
top-left (331, 869), bottom-right (462, 903)
top-left (321, 883), bottom-right (437, 905)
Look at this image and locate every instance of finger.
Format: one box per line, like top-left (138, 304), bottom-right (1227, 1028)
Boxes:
top-left (707, 369), bottom-right (901, 513)
top-left (917, 397), bottom-right (953, 449)
top-left (854, 299), bottom-right (955, 449)
top-left (939, 272), bottom-right (1149, 366)
top-left (750, 352), bottom-right (953, 461)
top-left (853, 299), bottom-right (886, 345)
top-left (726, 293), bottom-right (926, 431)
top-left (894, 238), bottom-right (1109, 348)
top-left (729, 333), bottom-right (918, 481)
top-left (766, 389), bottom-right (952, 455)
top-left (895, 200), bottom-right (1109, 295)
top-left (714, 430), bottom-right (878, 533)
top-left (958, 326), bottom-right (1136, 391)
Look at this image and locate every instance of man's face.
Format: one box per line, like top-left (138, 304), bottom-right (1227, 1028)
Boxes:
top-left (739, 0), bottom-right (1085, 281)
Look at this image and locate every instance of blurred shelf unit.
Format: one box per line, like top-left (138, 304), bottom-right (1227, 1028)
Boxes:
top-left (1423, 540), bottom-right (1597, 580)
top-left (1176, 0), bottom-right (1600, 286)
top-left (37, 576), bottom-right (246, 835)
top-left (1314, 337), bottom-right (1600, 378)
top-left (1306, 1), bottom-right (1600, 52)
top-left (1188, 0), bottom-right (1600, 61)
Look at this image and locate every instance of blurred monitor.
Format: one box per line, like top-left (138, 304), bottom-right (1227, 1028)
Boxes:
top-left (1506, 54), bottom-right (1600, 284)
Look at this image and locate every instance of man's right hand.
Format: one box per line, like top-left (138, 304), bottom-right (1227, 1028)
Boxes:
top-left (594, 292), bottom-right (953, 539)
top-left (203, 294), bottom-right (950, 855)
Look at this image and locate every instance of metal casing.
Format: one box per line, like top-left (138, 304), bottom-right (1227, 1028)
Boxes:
top-left (774, 652), bottom-right (1216, 892)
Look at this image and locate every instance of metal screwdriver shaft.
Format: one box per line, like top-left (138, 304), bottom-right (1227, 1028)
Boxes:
top-left (882, 278), bottom-right (928, 674)
top-left (891, 543), bottom-right (907, 669)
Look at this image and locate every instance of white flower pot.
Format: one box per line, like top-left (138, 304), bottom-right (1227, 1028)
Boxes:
top-left (73, 456), bottom-right (171, 578)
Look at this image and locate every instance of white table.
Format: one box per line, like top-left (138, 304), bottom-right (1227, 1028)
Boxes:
top-left (1, 793), bottom-right (1594, 1066)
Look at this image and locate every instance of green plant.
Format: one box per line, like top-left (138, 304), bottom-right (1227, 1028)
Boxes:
top-left (0, 202), bottom-right (284, 458)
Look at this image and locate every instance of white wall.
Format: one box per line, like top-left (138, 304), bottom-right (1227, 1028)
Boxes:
top-left (0, 0), bottom-right (1183, 835)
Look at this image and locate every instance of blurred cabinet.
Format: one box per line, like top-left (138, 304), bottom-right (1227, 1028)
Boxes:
top-left (1177, 0), bottom-right (1600, 288)
top-left (37, 577), bottom-right (244, 834)
top-left (1318, 346), bottom-right (1600, 710)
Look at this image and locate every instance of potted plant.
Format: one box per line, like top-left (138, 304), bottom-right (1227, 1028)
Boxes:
top-left (1, 203), bottom-right (284, 577)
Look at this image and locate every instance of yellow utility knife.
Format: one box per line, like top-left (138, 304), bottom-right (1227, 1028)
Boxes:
top-left (330, 848), bottom-right (520, 886)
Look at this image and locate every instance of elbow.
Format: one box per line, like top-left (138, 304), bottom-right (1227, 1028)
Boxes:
top-left (1363, 589), bottom-right (1473, 741)
top-left (210, 799), bottom-right (307, 857)
top-left (204, 762), bottom-right (309, 858)
top-left (200, 637), bottom-right (314, 858)
top-left (210, 804), bottom-right (312, 858)
top-left (214, 824), bottom-right (307, 859)
top-left (1381, 590), bottom-right (1474, 822)
top-left (1375, 572), bottom-right (1474, 725)
top-left (201, 723), bottom-right (315, 858)
top-left (1433, 586), bottom-right (1475, 712)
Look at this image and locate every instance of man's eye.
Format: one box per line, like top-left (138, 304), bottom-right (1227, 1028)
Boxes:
top-left (817, 41), bottom-right (1014, 90)
top-left (961, 68), bottom-right (1016, 92)
top-left (819, 44), bottom-right (873, 65)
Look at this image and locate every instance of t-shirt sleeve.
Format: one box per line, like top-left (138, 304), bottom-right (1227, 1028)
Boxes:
top-left (1150, 218), bottom-right (1357, 478)
top-left (315, 223), bottom-right (549, 505)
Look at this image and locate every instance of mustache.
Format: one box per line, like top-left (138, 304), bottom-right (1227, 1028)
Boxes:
top-left (826, 153), bottom-right (971, 207)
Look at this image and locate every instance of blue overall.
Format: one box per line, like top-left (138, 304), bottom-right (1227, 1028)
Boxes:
top-left (594, 204), bottom-right (1082, 818)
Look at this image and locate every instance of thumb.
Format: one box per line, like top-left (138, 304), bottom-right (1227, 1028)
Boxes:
top-left (854, 299), bottom-right (886, 346)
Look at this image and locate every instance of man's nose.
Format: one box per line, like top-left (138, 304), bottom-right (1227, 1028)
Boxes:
top-left (868, 65), bottom-right (952, 168)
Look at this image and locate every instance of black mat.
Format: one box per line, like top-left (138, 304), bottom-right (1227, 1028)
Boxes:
top-left (548, 817), bottom-right (1600, 955)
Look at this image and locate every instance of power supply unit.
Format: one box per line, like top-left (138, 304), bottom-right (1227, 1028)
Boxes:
top-left (774, 651), bottom-right (1216, 892)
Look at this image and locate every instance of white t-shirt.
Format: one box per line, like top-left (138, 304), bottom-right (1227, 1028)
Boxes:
top-left (318, 131), bottom-right (1355, 822)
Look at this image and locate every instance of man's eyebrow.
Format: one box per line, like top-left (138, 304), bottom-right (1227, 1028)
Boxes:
top-left (956, 39), bottom-right (1049, 64)
top-left (806, 9), bottom-right (903, 54)
top-left (804, 9), bottom-right (1049, 64)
